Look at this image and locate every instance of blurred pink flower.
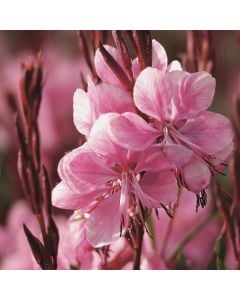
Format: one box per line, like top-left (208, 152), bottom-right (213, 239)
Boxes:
top-left (60, 213), bottom-right (101, 270)
top-left (144, 189), bottom-right (221, 269)
top-left (0, 201), bottom-right (39, 269)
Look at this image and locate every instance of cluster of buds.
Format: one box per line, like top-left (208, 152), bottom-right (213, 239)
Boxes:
top-left (16, 54), bottom-right (59, 269)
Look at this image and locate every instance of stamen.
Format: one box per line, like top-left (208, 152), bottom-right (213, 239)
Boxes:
top-left (196, 189), bottom-right (207, 212)
top-left (160, 203), bottom-right (174, 218)
top-left (74, 210), bottom-right (90, 220)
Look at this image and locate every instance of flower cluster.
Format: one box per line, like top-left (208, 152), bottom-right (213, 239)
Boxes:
top-left (52, 39), bottom-right (233, 251)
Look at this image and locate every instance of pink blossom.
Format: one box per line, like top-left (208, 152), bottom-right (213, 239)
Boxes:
top-left (109, 67), bottom-right (233, 194)
top-left (59, 213), bottom-right (101, 269)
top-left (52, 113), bottom-right (192, 247)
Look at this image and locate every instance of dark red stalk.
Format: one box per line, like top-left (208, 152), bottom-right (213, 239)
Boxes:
top-left (112, 30), bottom-right (134, 82)
top-left (216, 184), bottom-right (239, 261)
top-left (132, 30), bottom-right (152, 70)
top-left (185, 30), bottom-right (214, 73)
top-left (99, 43), bottom-right (133, 91)
top-left (78, 31), bottom-right (99, 83)
top-left (16, 54), bottom-right (59, 270)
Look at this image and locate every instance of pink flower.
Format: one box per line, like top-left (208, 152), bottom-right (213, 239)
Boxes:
top-left (109, 67), bottom-right (233, 195)
top-left (60, 213), bottom-right (101, 269)
top-left (52, 113), bottom-right (192, 247)
top-left (0, 201), bottom-right (39, 270)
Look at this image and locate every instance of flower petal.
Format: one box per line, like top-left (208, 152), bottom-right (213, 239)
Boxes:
top-left (94, 45), bottom-right (125, 88)
top-left (139, 170), bottom-right (178, 206)
top-left (166, 60), bottom-right (182, 72)
top-left (88, 80), bottom-right (135, 115)
top-left (152, 39), bottom-right (168, 71)
top-left (173, 71), bottom-right (216, 120)
top-left (73, 89), bottom-right (93, 136)
top-left (132, 40), bottom-right (168, 79)
top-left (179, 111), bottom-right (234, 155)
top-left (134, 67), bottom-right (173, 121)
top-left (86, 192), bottom-right (121, 247)
top-left (109, 112), bottom-right (159, 151)
top-left (88, 113), bottom-right (128, 166)
top-left (213, 141), bottom-right (234, 172)
top-left (58, 146), bottom-right (117, 194)
top-left (136, 144), bottom-right (193, 172)
top-left (182, 159), bottom-right (211, 193)
top-left (52, 181), bottom-right (105, 210)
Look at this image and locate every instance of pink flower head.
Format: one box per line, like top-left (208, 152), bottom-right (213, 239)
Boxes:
top-left (109, 67), bottom-right (233, 199)
top-left (52, 113), bottom-right (192, 247)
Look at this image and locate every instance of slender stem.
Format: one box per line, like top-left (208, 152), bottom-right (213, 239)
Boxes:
top-left (132, 222), bottom-right (144, 270)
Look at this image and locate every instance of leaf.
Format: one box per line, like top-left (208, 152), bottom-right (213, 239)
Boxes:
top-left (23, 224), bottom-right (46, 269)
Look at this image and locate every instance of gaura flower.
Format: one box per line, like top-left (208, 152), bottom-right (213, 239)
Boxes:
top-left (109, 67), bottom-right (233, 197)
top-left (52, 113), bottom-right (192, 247)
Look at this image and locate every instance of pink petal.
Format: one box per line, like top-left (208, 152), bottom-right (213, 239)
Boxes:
top-left (173, 71), bottom-right (216, 120)
top-left (58, 146), bottom-right (117, 194)
top-left (134, 67), bottom-right (173, 121)
top-left (179, 111), bottom-right (233, 155)
top-left (152, 39), bottom-right (168, 71)
top-left (132, 40), bottom-right (168, 79)
top-left (131, 175), bottom-right (160, 208)
top-left (213, 141), bottom-right (234, 172)
top-left (131, 57), bottom-right (141, 79)
top-left (52, 181), bottom-right (105, 210)
top-left (140, 170), bottom-right (178, 206)
top-left (166, 60), bottom-right (182, 72)
top-left (109, 112), bottom-right (159, 151)
top-left (136, 144), bottom-right (193, 172)
top-left (86, 192), bottom-right (121, 247)
top-left (183, 159), bottom-right (211, 193)
top-left (94, 45), bottom-right (125, 88)
top-left (88, 80), bottom-right (135, 115)
top-left (88, 113), bottom-right (128, 166)
top-left (73, 88), bottom-right (93, 137)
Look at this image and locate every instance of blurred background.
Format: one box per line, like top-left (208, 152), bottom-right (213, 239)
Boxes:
top-left (0, 31), bottom-right (239, 269)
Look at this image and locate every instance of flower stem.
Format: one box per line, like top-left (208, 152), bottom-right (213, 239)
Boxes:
top-left (133, 222), bottom-right (144, 270)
